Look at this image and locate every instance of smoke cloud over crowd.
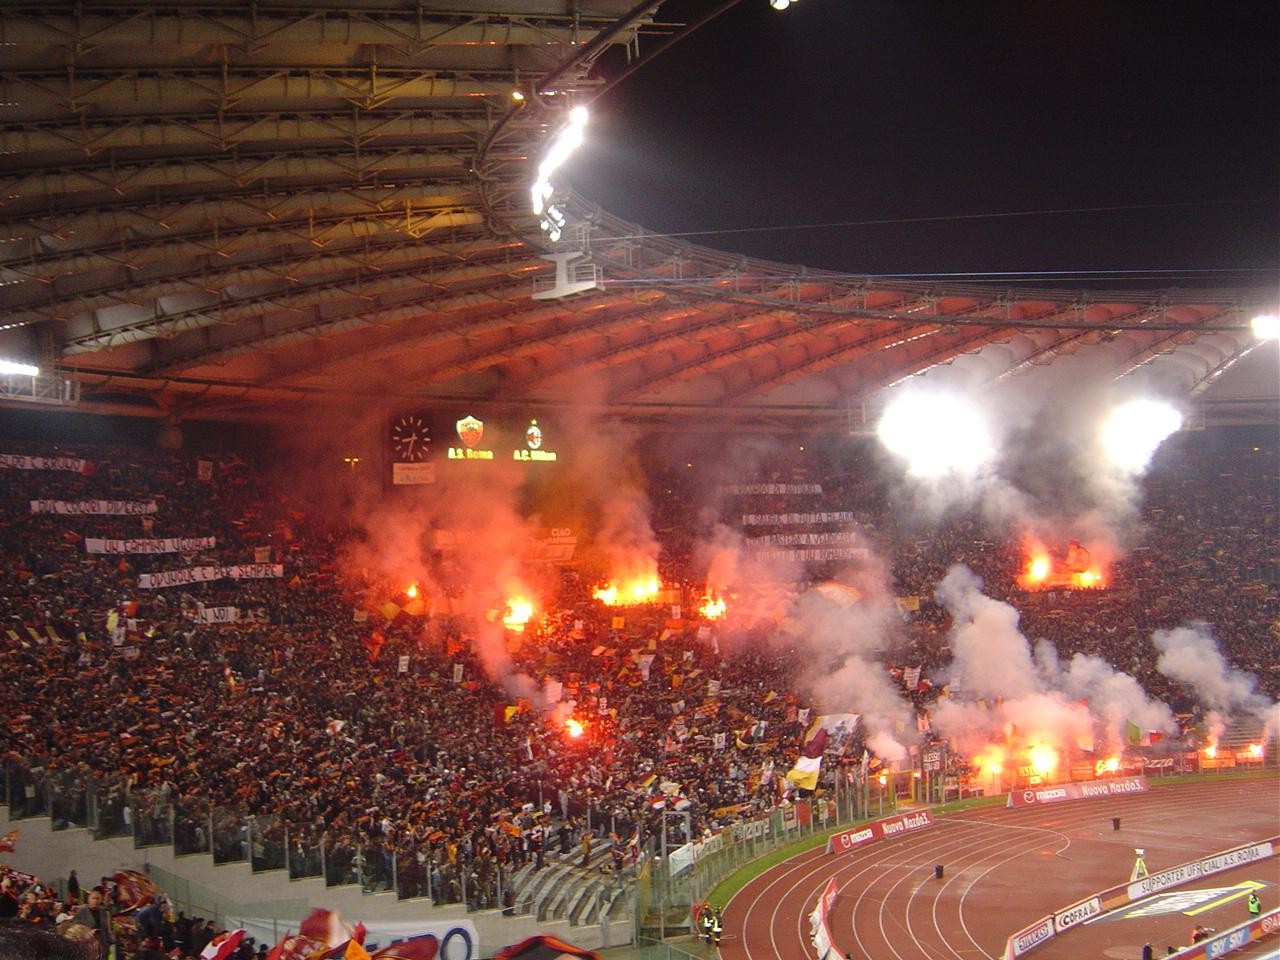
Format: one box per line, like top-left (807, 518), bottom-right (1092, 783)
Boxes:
top-left (308, 358), bottom-right (1263, 780)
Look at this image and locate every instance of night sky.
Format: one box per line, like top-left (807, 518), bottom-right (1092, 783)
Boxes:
top-left (568, 0), bottom-right (1278, 290)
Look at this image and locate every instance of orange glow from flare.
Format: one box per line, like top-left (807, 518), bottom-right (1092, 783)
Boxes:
top-left (1028, 555), bottom-right (1051, 582)
top-left (700, 594), bottom-right (727, 619)
top-left (1246, 743), bottom-right (1263, 758)
top-left (565, 718), bottom-right (584, 738)
top-left (1073, 569), bottom-right (1103, 588)
top-left (1018, 540), bottom-right (1107, 591)
top-left (972, 744), bottom-right (1007, 778)
top-left (502, 597), bottom-right (534, 631)
top-left (1204, 744), bottom-right (1217, 758)
top-left (1102, 756), bottom-right (1120, 774)
top-left (1028, 744), bottom-right (1059, 776)
top-left (593, 578), bottom-right (661, 606)
top-left (406, 582), bottom-right (419, 599)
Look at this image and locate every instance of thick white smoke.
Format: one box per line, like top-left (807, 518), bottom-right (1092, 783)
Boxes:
top-left (933, 564), bottom-right (1173, 755)
top-left (876, 362), bottom-right (1185, 557)
top-left (1153, 622), bottom-right (1277, 742)
top-left (934, 565), bottom-right (1039, 700)
top-left (785, 546), bottom-right (914, 761)
top-left (1039, 645), bottom-right (1175, 746)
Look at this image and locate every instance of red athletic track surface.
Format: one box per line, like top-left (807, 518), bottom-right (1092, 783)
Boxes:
top-left (723, 777), bottom-right (1280, 960)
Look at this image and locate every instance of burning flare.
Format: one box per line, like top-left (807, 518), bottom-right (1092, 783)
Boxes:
top-left (1017, 540), bottom-right (1106, 590)
top-left (565, 717), bottom-right (584, 739)
top-left (1028, 743), bottom-right (1059, 777)
top-left (502, 596), bottom-right (534, 631)
top-left (972, 744), bottom-right (1007, 779)
top-left (405, 582), bottom-right (419, 599)
top-left (699, 594), bottom-right (727, 620)
top-left (1027, 555), bottom-right (1051, 583)
top-left (1094, 756), bottom-right (1120, 777)
top-left (593, 577), bottom-right (661, 606)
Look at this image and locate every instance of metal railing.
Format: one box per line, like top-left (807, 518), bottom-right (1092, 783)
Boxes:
top-left (640, 781), bottom-right (876, 940)
top-left (2, 760), bottom-right (520, 911)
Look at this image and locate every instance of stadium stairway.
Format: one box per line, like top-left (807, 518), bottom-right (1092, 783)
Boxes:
top-left (0, 806), bottom-right (634, 954)
top-left (510, 836), bottom-right (630, 926)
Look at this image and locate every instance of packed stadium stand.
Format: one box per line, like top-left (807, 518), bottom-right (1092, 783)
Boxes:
top-left (1, 416), bottom-right (1275, 948)
top-left (0, 2), bottom-right (1275, 959)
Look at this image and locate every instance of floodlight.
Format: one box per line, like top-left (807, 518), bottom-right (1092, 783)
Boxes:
top-left (1099, 399), bottom-right (1182, 473)
top-left (530, 105), bottom-right (589, 219)
top-left (877, 390), bottom-right (996, 479)
top-left (0, 359), bottom-right (39, 376)
top-left (1251, 314), bottom-right (1279, 340)
top-left (770, 0), bottom-right (792, 8)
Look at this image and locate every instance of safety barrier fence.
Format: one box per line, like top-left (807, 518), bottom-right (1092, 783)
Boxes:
top-left (642, 783), bottom-right (881, 940)
top-left (1003, 836), bottom-right (1280, 959)
top-left (1165, 908), bottom-right (1280, 959)
top-left (4, 757), bottom-right (878, 938)
top-left (631, 939), bottom-right (705, 960)
top-left (3, 761), bottom-right (516, 910)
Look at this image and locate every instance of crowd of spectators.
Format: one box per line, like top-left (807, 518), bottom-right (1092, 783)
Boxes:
top-left (0, 862), bottom-right (269, 960)
top-left (0, 427), bottom-right (1274, 929)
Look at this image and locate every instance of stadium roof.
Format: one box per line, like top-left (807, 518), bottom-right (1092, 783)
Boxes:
top-left (0, 1), bottom-right (1275, 433)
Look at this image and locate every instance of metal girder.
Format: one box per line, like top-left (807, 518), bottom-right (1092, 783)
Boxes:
top-left (0, 70), bottom-right (515, 122)
top-left (989, 304), bottom-right (1149, 380)
top-left (2, 231), bottom-right (514, 319)
top-left (137, 253), bottom-right (547, 372)
top-left (437, 283), bottom-right (818, 394)
top-left (152, 271), bottom-right (547, 379)
top-left (60, 251), bottom-right (540, 354)
top-left (0, 3), bottom-right (1268, 428)
top-left (0, 181), bottom-right (479, 246)
top-left (270, 290), bottom-right (647, 386)
top-left (607, 314), bottom-right (832, 403)
top-left (0, 146), bottom-right (469, 207)
top-left (0, 213), bottom-right (490, 286)
top-left (716, 322), bottom-right (932, 405)
top-left (1110, 307), bottom-right (1243, 382)
top-left (835, 329), bottom-right (1000, 397)
top-left (246, 295), bottom-right (553, 385)
top-left (0, 7), bottom-right (629, 52)
top-left (606, 290), bottom-right (956, 403)
top-left (0, 111), bottom-right (489, 157)
top-left (476, 304), bottom-right (722, 392)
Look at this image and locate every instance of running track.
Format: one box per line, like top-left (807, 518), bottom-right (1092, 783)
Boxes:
top-left (723, 777), bottom-right (1280, 960)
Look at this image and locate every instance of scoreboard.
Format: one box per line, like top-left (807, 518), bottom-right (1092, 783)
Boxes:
top-left (389, 410), bottom-right (560, 484)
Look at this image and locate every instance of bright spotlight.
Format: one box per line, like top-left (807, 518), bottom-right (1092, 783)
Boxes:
top-left (1099, 399), bottom-right (1182, 474)
top-left (1252, 314), bottom-right (1279, 340)
top-left (0, 359), bottom-right (39, 376)
top-left (769, 0), bottom-right (792, 8)
top-left (530, 105), bottom-right (589, 223)
top-left (877, 391), bottom-right (996, 479)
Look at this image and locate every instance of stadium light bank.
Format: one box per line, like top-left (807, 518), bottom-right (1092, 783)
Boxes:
top-left (0, 359), bottom-right (39, 376)
top-left (1252, 313), bottom-right (1279, 340)
top-left (531, 105), bottom-right (589, 243)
